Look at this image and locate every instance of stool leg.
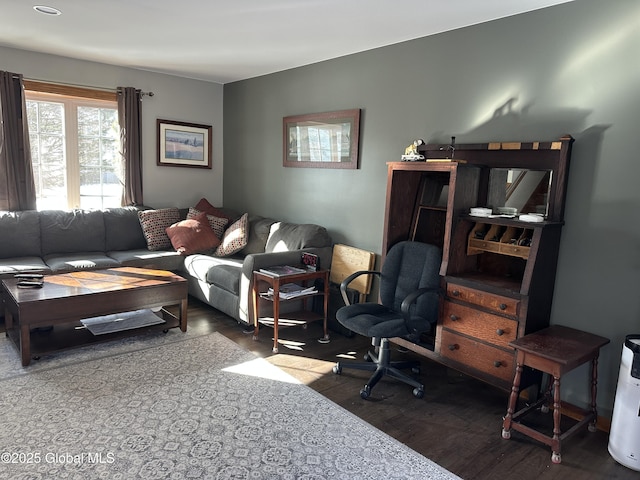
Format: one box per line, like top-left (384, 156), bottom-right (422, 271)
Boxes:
top-left (540, 374), bottom-right (553, 413)
top-left (502, 361), bottom-right (523, 439)
top-left (551, 376), bottom-right (562, 464)
top-left (588, 355), bottom-right (600, 433)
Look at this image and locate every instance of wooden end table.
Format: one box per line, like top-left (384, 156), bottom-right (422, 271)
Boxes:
top-left (252, 269), bottom-right (329, 353)
top-left (501, 325), bottom-right (610, 464)
top-left (2, 267), bottom-right (188, 366)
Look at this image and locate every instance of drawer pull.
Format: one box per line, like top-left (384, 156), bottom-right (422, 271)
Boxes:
top-left (449, 314), bottom-right (459, 321)
top-left (448, 344), bottom-right (458, 351)
top-left (499, 303), bottom-right (507, 310)
top-left (452, 290), bottom-right (460, 297)
top-left (496, 329), bottom-right (504, 336)
top-left (494, 360), bottom-right (502, 368)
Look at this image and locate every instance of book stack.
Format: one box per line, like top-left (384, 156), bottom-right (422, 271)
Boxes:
top-left (267, 283), bottom-right (317, 299)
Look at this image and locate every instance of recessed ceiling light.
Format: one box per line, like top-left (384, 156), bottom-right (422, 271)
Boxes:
top-left (33, 5), bottom-right (62, 15)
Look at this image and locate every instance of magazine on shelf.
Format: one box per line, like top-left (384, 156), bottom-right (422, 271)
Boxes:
top-left (259, 264), bottom-right (307, 277)
top-left (267, 283), bottom-right (317, 299)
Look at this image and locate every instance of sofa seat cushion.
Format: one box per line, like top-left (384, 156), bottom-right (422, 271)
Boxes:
top-left (184, 254), bottom-right (243, 294)
top-left (40, 209), bottom-right (106, 256)
top-left (0, 210), bottom-right (41, 259)
top-left (265, 222), bottom-right (332, 252)
top-left (107, 249), bottom-right (184, 272)
top-left (0, 257), bottom-right (50, 275)
top-left (43, 253), bottom-right (121, 273)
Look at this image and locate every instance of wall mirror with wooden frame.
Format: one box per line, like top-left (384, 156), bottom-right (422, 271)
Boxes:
top-left (487, 168), bottom-right (553, 216)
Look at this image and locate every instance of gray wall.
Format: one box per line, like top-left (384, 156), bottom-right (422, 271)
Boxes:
top-left (0, 46), bottom-right (224, 209)
top-left (224, 0), bottom-right (640, 416)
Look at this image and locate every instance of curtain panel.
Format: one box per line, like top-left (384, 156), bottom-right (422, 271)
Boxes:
top-left (117, 87), bottom-right (143, 206)
top-left (0, 71), bottom-right (37, 211)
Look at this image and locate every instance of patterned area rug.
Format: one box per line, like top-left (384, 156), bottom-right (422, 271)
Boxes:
top-left (0, 332), bottom-right (460, 479)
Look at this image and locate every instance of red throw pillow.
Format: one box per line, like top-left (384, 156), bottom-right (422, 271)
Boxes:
top-left (194, 197), bottom-right (233, 221)
top-left (165, 212), bottom-right (221, 255)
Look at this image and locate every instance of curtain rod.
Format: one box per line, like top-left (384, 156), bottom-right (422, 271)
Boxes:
top-left (18, 76), bottom-right (154, 97)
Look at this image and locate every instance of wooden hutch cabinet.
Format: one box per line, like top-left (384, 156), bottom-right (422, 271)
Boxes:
top-left (384, 136), bottom-right (574, 390)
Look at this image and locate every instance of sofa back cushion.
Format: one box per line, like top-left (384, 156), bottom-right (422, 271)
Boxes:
top-left (104, 207), bottom-right (148, 251)
top-left (265, 222), bottom-right (332, 253)
top-left (0, 210), bottom-right (41, 259)
top-left (240, 216), bottom-right (277, 255)
top-left (40, 209), bottom-right (106, 256)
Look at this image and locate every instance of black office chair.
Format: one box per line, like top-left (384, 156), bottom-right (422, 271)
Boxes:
top-left (332, 241), bottom-right (441, 399)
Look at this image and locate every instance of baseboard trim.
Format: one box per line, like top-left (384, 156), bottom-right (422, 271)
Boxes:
top-left (560, 401), bottom-right (611, 433)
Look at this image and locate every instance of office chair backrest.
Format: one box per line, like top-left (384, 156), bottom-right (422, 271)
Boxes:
top-left (379, 241), bottom-right (442, 326)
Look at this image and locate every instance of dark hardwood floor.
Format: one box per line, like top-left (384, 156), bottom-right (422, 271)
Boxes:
top-left (3, 297), bottom-right (636, 479)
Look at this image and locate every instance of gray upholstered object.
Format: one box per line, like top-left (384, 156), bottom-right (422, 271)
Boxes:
top-left (184, 218), bottom-right (333, 325)
top-left (40, 209), bottom-right (106, 255)
top-left (334, 241), bottom-right (441, 399)
top-left (265, 221), bottom-right (332, 252)
top-left (240, 216), bottom-right (277, 255)
top-left (338, 241), bottom-right (441, 338)
top-left (0, 210), bottom-right (41, 259)
top-left (104, 207), bottom-right (148, 251)
top-left (0, 207), bottom-right (181, 276)
top-left (0, 206), bottom-right (334, 329)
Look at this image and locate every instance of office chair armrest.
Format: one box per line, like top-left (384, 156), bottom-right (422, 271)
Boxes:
top-left (340, 270), bottom-right (380, 306)
top-left (400, 286), bottom-right (441, 323)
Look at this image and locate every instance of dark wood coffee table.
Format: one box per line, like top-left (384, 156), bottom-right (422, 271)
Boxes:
top-left (2, 267), bottom-right (188, 366)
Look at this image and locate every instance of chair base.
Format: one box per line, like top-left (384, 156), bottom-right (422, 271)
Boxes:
top-left (333, 338), bottom-right (424, 399)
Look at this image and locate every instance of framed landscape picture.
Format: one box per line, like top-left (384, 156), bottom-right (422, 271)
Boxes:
top-left (157, 119), bottom-right (212, 169)
top-left (283, 109), bottom-right (360, 169)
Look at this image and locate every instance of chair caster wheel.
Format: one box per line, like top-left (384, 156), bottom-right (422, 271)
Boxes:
top-left (360, 386), bottom-right (371, 399)
top-left (363, 352), bottom-right (372, 362)
top-left (551, 452), bottom-right (561, 464)
top-left (411, 366), bottom-right (420, 374)
top-left (501, 428), bottom-right (511, 439)
top-left (413, 387), bottom-right (424, 399)
top-left (333, 363), bottom-right (342, 375)
top-left (588, 423), bottom-right (597, 433)
top-left (162, 329), bottom-right (169, 333)
top-left (541, 404), bottom-right (550, 413)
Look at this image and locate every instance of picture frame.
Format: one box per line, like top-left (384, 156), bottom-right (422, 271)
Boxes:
top-left (157, 119), bottom-right (212, 169)
top-left (283, 109), bottom-right (360, 169)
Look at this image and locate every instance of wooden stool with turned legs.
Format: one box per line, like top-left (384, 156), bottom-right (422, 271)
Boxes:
top-left (501, 325), bottom-right (609, 464)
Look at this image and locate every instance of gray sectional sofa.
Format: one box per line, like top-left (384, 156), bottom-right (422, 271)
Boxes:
top-left (0, 207), bottom-right (333, 327)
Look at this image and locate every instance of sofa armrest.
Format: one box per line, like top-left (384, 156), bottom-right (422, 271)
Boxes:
top-left (237, 246), bottom-right (333, 324)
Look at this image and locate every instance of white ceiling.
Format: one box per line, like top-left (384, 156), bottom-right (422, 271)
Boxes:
top-left (1, 0), bottom-right (573, 84)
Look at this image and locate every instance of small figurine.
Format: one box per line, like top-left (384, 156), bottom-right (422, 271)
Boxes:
top-left (401, 139), bottom-right (425, 161)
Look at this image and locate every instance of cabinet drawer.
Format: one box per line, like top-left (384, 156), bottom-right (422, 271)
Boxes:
top-left (442, 301), bottom-right (517, 348)
top-left (440, 330), bottom-right (514, 383)
top-left (446, 284), bottom-right (519, 316)
top-left (468, 238), bottom-right (501, 253)
top-left (499, 243), bottom-right (530, 259)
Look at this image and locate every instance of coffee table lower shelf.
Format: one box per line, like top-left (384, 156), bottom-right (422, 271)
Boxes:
top-left (4, 307), bottom-right (183, 365)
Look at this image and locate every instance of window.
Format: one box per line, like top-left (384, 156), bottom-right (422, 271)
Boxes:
top-left (25, 83), bottom-right (121, 210)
